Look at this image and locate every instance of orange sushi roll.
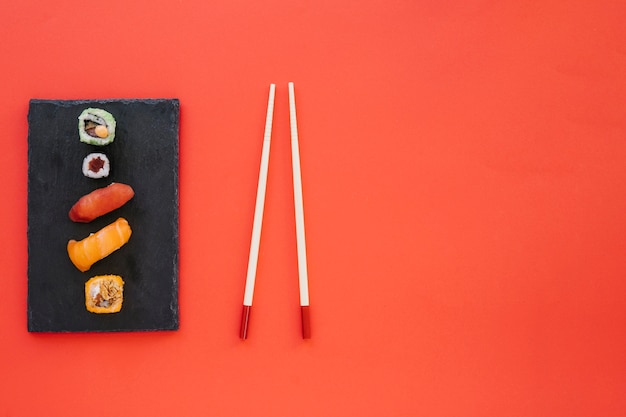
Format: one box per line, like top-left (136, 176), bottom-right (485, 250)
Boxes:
top-left (67, 217), bottom-right (132, 272)
top-left (69, 182), bottom-right (134, 223)
top-left (85, 275), bottom-right (125, 314)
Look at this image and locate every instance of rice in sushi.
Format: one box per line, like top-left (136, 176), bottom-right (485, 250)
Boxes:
top-left (82, 152), bottom-right (110, 178)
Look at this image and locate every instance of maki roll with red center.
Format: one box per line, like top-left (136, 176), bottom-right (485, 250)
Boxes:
top-left (82, 152), bottom-right (110, 178)
top-left (78, 108), bottom-right (116, 145)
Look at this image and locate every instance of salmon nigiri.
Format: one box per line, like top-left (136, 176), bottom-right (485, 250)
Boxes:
top-left (69, 182), bottom-right (134, 223)
top-left (67, 217), bottom-right (132, 272)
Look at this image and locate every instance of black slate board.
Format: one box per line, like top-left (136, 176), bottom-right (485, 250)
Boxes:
top-left (27, 99), bottom-right (179, 332)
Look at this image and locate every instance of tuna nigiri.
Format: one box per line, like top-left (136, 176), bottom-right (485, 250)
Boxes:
top-left (69, 182), bottom-right (134, 223)
top-left (67, 217), bottom-right (132, 272)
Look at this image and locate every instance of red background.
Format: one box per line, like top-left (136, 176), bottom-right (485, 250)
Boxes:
top-left (1, 0), bottom-right (626, 415)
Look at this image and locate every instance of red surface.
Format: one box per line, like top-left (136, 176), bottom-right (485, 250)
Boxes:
top-left (1, 0), bottom-right (626, 415)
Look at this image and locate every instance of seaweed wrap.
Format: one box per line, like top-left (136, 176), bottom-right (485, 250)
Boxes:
top-left (78, 108), bottom-right (116, 145)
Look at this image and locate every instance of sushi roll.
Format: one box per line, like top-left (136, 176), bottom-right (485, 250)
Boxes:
top-left (78, 108), bottom-right (116, 146)
top-left (85, 275), bottom-right (124, 313)
top-left (82, 152), bottom-right (110, 178)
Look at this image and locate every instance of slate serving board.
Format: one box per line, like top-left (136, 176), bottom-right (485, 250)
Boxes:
top-left (27, 99), bottom-right (179, 332)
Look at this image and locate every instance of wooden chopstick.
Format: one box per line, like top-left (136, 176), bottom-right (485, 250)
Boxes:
top-left (240, 83), bottom-right (276, 340)
top-left (288, 82), bottom-right (311, 339)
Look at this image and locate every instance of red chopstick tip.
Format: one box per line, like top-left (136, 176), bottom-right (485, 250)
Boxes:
top-left (301, 305), bottom-right (311, 339)
top-left (240, 305), bottom-right (252, 340)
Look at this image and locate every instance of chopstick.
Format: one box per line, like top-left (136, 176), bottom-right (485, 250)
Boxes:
top-left (240, 83), bottom-right (276, 340)
top-left (240, 82), bottom-right (311, 340)
top-left (288, 82), bottom-right (311, 339)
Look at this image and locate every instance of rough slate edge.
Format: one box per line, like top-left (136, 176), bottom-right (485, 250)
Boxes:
top-left (26, 98), bottom-right (180, 333)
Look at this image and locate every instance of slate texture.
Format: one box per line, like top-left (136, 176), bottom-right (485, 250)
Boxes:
top-left (27, 99), bottom-right (179, 332)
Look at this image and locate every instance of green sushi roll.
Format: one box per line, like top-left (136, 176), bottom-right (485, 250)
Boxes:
top-left (78, 108), bottom-right (116, 146)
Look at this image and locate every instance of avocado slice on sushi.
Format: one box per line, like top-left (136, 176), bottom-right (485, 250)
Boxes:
top-left (78, 108), bottom-right (116, 145)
